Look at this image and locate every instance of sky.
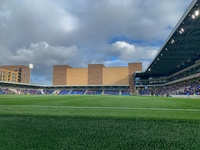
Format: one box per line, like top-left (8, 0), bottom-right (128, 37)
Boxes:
top-left (0, 0), bottom-right (193, 85)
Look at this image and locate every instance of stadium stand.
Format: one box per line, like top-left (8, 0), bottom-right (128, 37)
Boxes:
top-left (59, 89), bottom-right (71, 95)
top-left (16, 89), bottom-right (42, 95)
top-left (0, 88), bottom-right (15, 94)
top-left (137, 77), bottom-right (200, 96)
top-left (70, 89), bottom-right (86, 95)
top-left (135, 0), bottom-right (200, 98)
top-left (104, 89), bottom-right (120, 95)
top-left (0, 81), bottom-right (132, 96)
top-left (85, 89), bottom-right (103, 95)
top-left (43, 89), bottom-right (54, 95)
top-left (121, 89), bottom-right (130, 96)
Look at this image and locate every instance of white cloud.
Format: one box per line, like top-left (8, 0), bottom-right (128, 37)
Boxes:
top-left (59, 12), bottom-right (79, 33)
top-left (8, 42), bottom-right (80, 66)
top-left (0, 42), bottom-right (84, 84)
top-left (112, 41), bottom-right (158, 61)
top-left (0, 0), bottom-right (193, 84)
top-left (0, 10), bottom-right (12, 19)
top-left (104, 59), bottom-right (128, 67)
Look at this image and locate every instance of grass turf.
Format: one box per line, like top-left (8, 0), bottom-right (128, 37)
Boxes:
top-left (0, 95), bottom-right (200, 149)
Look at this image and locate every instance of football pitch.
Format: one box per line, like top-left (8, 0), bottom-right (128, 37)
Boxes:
top-left (0, 95), bottom-right (200, 149)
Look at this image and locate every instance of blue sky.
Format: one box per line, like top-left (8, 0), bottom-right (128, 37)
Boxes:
top-left (0, 0), bottom-right (193, 85)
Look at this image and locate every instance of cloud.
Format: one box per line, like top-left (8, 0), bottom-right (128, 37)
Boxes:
top-left (0, 0), bottom-right (193, 84)
top-left (112, 41), bottom-right (158, 61)
top-left (63, 0), bottom-right (192, 42)
top-left (104, 59), bottom-right (129, 67)
top-left (0, 42), bottom-right (84, 84)
top-left (0, 0), bottom-right (79, 49)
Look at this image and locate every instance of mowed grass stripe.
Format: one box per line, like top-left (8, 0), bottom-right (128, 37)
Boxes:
top-left (0, 106), bottom-right (200, 121)
top-left (0, 115), bottom-right (200, 150)
top-left (0, 104), bottom-right (200, 112)
top-left (0, 95), bottom-right (200, 120)
top-left (0, 95), bottom-right (200, 149)
top-left (0, 95), bottom-right (200, 109)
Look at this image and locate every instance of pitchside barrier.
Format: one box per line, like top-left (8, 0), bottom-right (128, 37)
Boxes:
top-left (172, 95), bottom-right (200, 98)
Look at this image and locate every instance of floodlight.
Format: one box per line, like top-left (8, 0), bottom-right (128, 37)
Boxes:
top-left (148, 68), bottom-right (151, 71)
top-left (195, 10), bottom-right (199, 16)
top-left (29, 64), bottom-right (33, 69)
top-left (29, 63), bottom-right (33, 84)
top-left (192, 14), bottom-right (195, 19)
top-left (165, 48), bottom-right (168, 51)
top-left (179, 28), bottom-right (184, 34)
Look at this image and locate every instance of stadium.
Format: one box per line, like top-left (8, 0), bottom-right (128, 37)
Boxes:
top-left (0, 0), bottom-right (200, 149)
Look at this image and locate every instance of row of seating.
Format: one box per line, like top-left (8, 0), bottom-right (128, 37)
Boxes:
top-left (0, 88), bottom-right (15, 94)
top-left (1, 88), bottom-right (130, 96)
top-left (59, 89), bottom-right (130, 95)
top-left (137, 79), bottom-right (200, 96)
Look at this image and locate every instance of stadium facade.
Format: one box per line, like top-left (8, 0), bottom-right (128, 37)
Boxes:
top-left (0, 65), bottom-right (30, 84)
top-left (0, 67), bottom-right (18, 83)
top-left (135, 0), bottom-right (200, 96)
top-left (53, 63), bottom-right (142, 93)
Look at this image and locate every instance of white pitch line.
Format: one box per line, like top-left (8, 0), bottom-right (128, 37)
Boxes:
top-left (0, 105), bottom-right (200, 112)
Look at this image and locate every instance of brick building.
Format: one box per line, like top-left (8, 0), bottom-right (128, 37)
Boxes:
top-left (0, 68), bottom-right (18, 83)
top-left (53, 63), bottom-right (142, 93)
top-left (0, 65), bottom-right (30, 84)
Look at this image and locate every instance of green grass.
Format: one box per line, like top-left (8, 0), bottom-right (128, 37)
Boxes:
top-left (0, 95), bottom-right (200, 149)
